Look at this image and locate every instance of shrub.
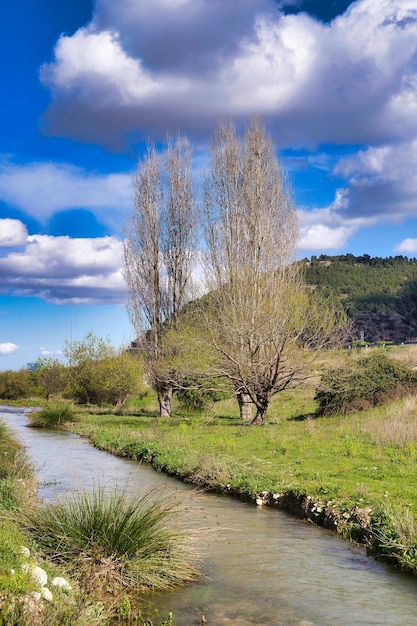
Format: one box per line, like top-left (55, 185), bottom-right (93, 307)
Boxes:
top-left (176, 377), bottom-right (228, 412)
top-left (0, 369), bottom-right (33, 400)
top-left (28, 401), bottom-right (75, 428)
top-left (19, 487), bottom-right (199, 604)
top-left (315, 352), bottom-right (417, 416)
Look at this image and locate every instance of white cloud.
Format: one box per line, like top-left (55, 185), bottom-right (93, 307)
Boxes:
top-left (0, 158), bottom-right (131, 229)
top-left (0, 343), bottom-right (19, 356)
top-left (39, 347), bottom-right (63, 357)
top-left (40, 29), bottom-right (160, 105)
top-left (0, 219), bottom-right (27, 247)
top-left (0, 234), bottom-right (127, 305)
top-left (299, 223), bottom-right (354, 251)
top-left (39, 0), bottom-right (417, 148)
top-left (332, 139), bottom-right (417, 220)
top-left (394, 238), bottom-right (417, 254)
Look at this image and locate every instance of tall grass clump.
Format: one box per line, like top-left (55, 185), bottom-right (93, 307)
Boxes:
top-left (368, 505), bottom-right (417, 574)
top-left (315, 352), bottom-right (417, 416)
top-left (20, 487), bottom-right (199, 605)
top-left (28, 401), bottom-right (75, 428)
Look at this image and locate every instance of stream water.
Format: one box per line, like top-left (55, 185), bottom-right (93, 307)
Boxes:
top-left (3, 406), bottom-right (417, 626)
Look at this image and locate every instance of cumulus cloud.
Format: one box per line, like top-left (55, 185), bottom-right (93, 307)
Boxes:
top-left (394, 238), bottom-right (417, 254)
top-left (0, 158), bottom-right (131, 230)
top-left (0, 234), bottom-right (127, 305)
top-left (0, 343), bottom-right (19, 356)
top-left (0, 219), bottom-right (28, 247)
top-left (39, 0), bottom-right (417, 148)
top-left (332, 139), bottom-right (417, 220)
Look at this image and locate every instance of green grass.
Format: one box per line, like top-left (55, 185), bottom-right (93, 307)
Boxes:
top-left (67, 383), bottom-right (417, 573)
top-left (0, 419), bottom-right (184, 625)
top-left (28, 400), bottom-right (75, 428)
top-left (20, 487), bottom-right (199, 597)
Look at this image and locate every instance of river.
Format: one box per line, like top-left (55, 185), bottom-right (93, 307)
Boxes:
top-left (3, 406), bottom-right (417, 626)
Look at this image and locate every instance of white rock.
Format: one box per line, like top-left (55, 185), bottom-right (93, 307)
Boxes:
top-left (256, 498), bottom-right (264, 506)
top-left (31, 565), bottom-right (48, 587)
top-left (52, 576), bottom-right (72, 591)
top-left (31, 591), bottom-right (41, 601)
top-left (20, 546), bottom-right (30, 558)
top-left (40, 587), bottom-right (53, 602)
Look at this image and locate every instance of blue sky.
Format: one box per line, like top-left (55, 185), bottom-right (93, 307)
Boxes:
top-left (1, 0), bottom-right (417, 370)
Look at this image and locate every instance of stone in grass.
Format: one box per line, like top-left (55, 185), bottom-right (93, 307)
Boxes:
top-left (40, 587), bottom-right (53, 602)
top-left (51, 576), bottom-right (72, 591)
top-left (31, 565), bottom-right (48, 588)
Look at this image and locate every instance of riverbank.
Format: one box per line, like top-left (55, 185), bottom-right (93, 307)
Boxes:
top-left (0, 417), bottom-right (80, 625)
top-left (66, 389), bottom-right (417, 575)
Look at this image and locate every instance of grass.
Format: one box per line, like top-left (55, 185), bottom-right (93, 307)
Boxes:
top-left (64, 356), bottom-right (417, 573)
top-left (0, 420), bottom-right (185, 624)
top-left (27, 401), bottom-right (75, 428)
top-left (20, 487), bottom-right (199, 598)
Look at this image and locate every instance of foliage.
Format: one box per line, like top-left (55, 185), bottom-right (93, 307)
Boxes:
top-left (0, 368), bottom-right (33, 400)
top-left (368, 505), bottom-right (417, 574)
top-left (315, 352), bottom-right (417, 416)
top-left (305, 254), bottom-right (417, 343)
top-left (20, 487), bottom-right (199, 602)
top-left (63, 331), bottom-right (144, 408)
top-left (176, 376), bottom-right (228, 412)
top-left (28, 401), bottom-right (75, 428)
top-left (31, 357), bottom-right (68, 399)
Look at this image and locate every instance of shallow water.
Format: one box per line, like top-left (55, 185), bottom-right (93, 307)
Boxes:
top-left (4, 406), bottom-right (417, 626)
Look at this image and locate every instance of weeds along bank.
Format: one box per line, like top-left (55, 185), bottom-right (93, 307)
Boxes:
top-left (0, 418), bottom-right (196, 625)
top-left (0, 421), bottom-right (79, 625)
top-left (66, 388), bottom-right (417, 577)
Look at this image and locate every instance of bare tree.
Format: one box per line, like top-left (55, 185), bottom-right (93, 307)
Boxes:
top-left (123, 136), bottom-right (197, 417)
top-left (202, 115), bottom-right (346, 424)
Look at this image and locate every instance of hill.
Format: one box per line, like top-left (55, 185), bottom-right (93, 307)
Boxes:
top-left (304, 254), bottom-right (417, 344)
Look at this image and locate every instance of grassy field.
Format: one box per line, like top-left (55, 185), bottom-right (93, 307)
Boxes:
top-left (65, 346), bottom-right (417, 574)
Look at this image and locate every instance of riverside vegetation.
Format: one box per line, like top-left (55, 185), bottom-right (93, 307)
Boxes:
top-left (3, 345), bottom-right (417, 622)
top-left (0, 419), bottom-right (198, 625)
top-left (48, 345), bottom-right (417, 575)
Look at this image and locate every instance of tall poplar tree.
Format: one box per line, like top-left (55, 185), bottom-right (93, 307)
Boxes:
top-left (123, 136), bottom-right (197, 417)
top-left (202, 115), bottom-right (345, 424)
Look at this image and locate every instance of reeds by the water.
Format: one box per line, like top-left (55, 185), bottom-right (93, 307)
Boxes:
top-left (20, 486), bottom-right (199, 600)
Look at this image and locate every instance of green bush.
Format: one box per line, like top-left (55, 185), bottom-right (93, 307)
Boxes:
top-left (28, 401), bottom-right (75, 428)
top-left (0, 369), bottom-right (33, 400)
top-left (20, 487), bottom-right (199, 603)
top-left (176, 377), bottom-right (228, 412)
top-left (315, 352), bottom-right (417, 416)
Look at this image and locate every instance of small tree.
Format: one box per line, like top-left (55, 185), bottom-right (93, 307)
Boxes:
top-left (63, 332), bottom-right (143, 408)
top-left (202, 115), bottom-right (346, 424)
top-left (0, 369), bottom-right (32, 400)
top-left (32, 358), bottom-right (68, 399)
top-left (123, 136), bottom-right (198, 417)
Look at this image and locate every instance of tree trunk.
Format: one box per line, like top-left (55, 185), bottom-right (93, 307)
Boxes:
top-left (157, 385), bottom-right (173, 417)
top-left (237, 393), bottom-right (253, 422)
top-left (251, 399), bottom-right (268, 425)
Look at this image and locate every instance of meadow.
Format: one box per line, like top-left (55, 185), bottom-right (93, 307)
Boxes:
top-left (66, 345), bottom-right (417, 573)
top-left (3, 345), bottom-right (417, 624)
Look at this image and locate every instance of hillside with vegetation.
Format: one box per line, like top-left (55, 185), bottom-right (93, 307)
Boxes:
top-left (304, 254), bottom-right (417, 344)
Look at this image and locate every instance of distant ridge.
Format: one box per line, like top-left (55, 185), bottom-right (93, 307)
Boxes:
top-left (304, 254), bottom-right (417, 344)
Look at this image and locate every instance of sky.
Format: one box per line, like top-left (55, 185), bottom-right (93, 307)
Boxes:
top-left (1, 0), bottom-right (417, 370)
